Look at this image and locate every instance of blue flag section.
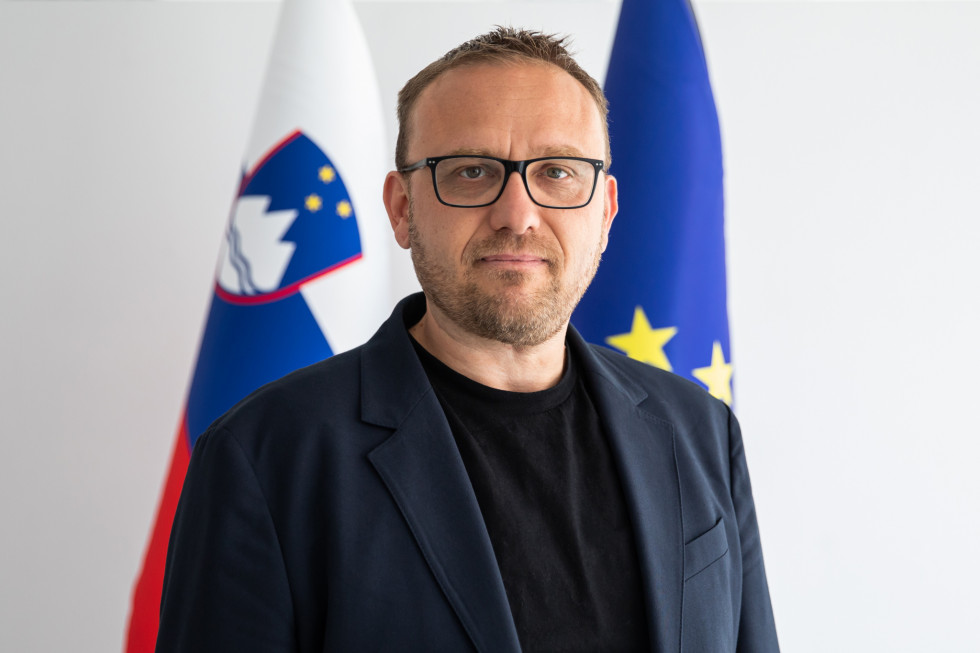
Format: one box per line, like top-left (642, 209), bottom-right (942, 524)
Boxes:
top-left (572, 0), bottom-right (734, 406)
top-left (185, 294), bottom-right (332, 445)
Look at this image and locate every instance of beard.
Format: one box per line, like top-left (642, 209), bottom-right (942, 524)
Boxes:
top-left (407, 202), bottom-right (603, 348)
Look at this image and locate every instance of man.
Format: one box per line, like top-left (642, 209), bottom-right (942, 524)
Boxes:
top-left (157, 28), bottom-right (778, 652)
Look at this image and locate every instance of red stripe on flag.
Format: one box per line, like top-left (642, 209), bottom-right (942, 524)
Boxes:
top-left (125, 419), bottom-right (192, 652)
top-left (214, 251), bottom-right (363, 306)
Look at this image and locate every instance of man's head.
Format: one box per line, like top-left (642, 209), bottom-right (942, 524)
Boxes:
top-left (395, 27), bottom-right (610, 171)
top-left (383, 28), bottom-right (617, 349)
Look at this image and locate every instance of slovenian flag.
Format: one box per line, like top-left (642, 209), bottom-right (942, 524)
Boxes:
top-left (573, 0), bottom-right (734, 406)
top-left (125, 0), bottom-right (390, 649)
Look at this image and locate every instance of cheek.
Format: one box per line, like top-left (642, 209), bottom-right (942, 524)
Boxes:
top-left (419, 217), bottom-right (476, 265)
top-left (564, 220), bottom-right (605, 261)
top-left (455, 217), bottom-right (498, 262)
top-left (599, 225), bottom-right (610, 253)
top-left (595, 208), bottom-right (613, 254)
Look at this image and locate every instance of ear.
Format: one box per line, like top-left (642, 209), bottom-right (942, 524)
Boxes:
top-left (599, 173), bottom-right (618, 253)
top-left (383, 171), bottom-right (412, 250)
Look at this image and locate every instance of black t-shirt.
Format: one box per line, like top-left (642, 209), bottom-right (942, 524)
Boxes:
top-left (412, 338), bottom-right (649, 652)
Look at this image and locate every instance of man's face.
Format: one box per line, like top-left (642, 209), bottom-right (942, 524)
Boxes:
top-left (384, 62), bottom-right (617, 347)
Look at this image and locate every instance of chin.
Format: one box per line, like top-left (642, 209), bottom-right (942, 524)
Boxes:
top-left (461, 281), bottom-right (573, 347)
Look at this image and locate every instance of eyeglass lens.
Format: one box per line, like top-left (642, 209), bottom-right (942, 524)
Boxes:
top-left (433, 157), bottom-right (597, 208)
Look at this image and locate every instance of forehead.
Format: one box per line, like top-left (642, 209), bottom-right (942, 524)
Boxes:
top-left (408, 61), bottom-right (605, 159)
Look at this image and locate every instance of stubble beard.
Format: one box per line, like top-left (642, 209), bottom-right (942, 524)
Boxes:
top-left (407, 201), bottom-right (603, 348)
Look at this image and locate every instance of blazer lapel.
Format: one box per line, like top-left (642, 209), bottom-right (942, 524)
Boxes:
top-left (571, 329), bottom-right (684, 653)
top-left (360, 296), bottom-right (521, 653)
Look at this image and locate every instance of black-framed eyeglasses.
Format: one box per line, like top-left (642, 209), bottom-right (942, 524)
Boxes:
top-left (398, 155), bottom-right (605, 209)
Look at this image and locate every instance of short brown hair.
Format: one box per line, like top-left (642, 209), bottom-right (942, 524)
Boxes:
top-left (395, 27), bottom-right (610, 170)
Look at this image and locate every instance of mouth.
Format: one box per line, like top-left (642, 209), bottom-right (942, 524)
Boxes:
top-left (477, 253), bottom-right (550, 270)
top-left (480, 253), bottom-right (547, 263)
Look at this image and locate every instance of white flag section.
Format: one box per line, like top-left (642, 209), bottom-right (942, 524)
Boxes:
top-left (240, 0), bottom-right (389, 354)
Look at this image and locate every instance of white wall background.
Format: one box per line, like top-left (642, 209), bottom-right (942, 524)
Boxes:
top-left (1, 0), bottom-right (978, 651)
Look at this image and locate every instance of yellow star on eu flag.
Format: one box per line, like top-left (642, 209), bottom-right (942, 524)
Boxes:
top-left (606, 306), bottom-right (677, 372)
top-left (318, 165), bottom-right (336, 183)
top-left (692, 341), bottom-right (733, 405)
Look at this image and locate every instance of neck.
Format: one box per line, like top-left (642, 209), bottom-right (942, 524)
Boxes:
top-left (409, 299), bottom-right (568, 392)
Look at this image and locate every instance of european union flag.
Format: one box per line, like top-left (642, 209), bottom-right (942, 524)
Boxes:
top-left (573, 0), bottom-right (734, 406)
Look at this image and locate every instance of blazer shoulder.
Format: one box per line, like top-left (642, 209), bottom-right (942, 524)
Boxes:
top-left (581, 341), bottom-right (737, 463)
top-left (587, 343), bottom-right (727, 412)
top-left (204, 345), bottom-right (366, 447)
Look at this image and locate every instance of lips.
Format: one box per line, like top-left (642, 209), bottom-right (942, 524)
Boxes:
top-left (480, 254), bottom-right (547, 263)
top-left (467, 232), bottom-right (559, 269)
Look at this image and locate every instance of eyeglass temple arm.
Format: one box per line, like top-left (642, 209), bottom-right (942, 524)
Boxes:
top-left (397, 158), bottom-right (430, 173)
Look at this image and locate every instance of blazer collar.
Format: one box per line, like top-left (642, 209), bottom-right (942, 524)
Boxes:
top-left (569, 328), bottom-right (684, 652)
top-left (359, 293), bottom-right (432, 430)
top-left (361, 294), bottom-right (683, 653)
top-left (362, 294), bottom-right (522, 653)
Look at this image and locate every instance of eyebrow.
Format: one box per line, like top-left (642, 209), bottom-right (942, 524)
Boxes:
top-left (537, 145), bottom-right (587, 158)
top-left (446, 145), bottom-right (588, 159)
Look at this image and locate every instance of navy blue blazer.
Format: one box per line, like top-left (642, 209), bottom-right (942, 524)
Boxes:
top-left (157, 294), bottom-right (778, 652)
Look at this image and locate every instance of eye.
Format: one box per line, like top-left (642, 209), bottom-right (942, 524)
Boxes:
top-left (459, 166), bottom-right (488, 179)
top-left (541, 165), bottom-right (573, 180)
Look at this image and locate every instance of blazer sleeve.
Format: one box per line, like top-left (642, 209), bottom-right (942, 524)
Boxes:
top-left (728, 409), bottom-right (780, 652)
top-left (156, 426), bottom-right (297, 653)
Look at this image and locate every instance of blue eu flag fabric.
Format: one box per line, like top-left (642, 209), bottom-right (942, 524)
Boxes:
top-left (573, 0), bottom-right (734, 406)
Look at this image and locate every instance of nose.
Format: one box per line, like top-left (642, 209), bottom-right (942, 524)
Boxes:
top-left (487, 171), bottom-right (541, 234)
